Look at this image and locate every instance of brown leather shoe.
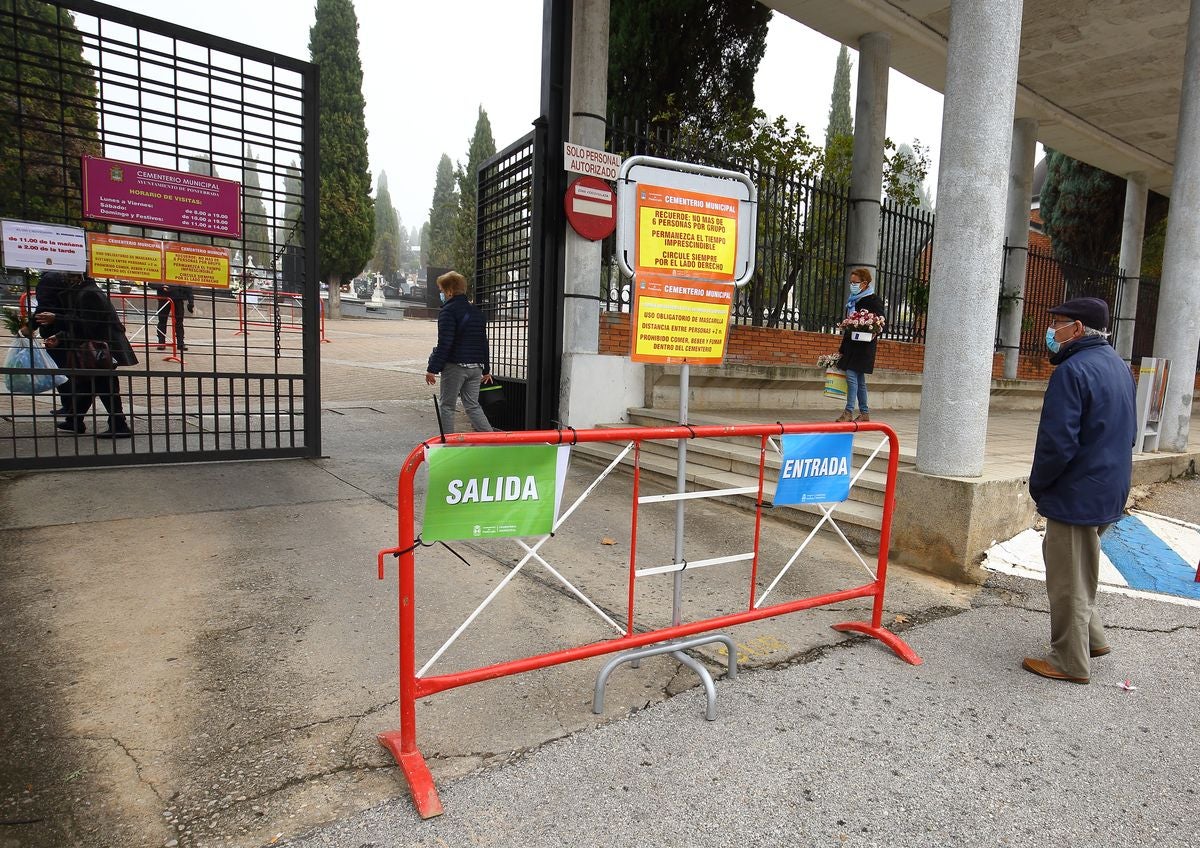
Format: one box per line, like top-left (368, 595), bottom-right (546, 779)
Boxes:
top-left (855, 413), bottom-right (870, 422)
top-left (835, 411), bottom-right (854, 423)
top-left (1090, 646), bottom-right (1111, 658)
top-left (1022, 657), bottom-right (1089, 684)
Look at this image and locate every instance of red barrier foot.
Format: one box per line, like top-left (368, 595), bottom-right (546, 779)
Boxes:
top-left (831, 621), bottom-right (923, 666)
top-left (378, 731), bottom-right (443, 819)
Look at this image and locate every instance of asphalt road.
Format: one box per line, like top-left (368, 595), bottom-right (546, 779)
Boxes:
top-left (285, 575), bottom-right (1200, 848)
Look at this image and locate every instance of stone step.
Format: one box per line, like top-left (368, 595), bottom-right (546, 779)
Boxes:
top-left (646, 363), bottom-right (1049, 413)
top-left (596, 423), bottom-right (891, 507)
top-left (574, 438), bottom-right (885, 552)
top-left (623, 407), bottom-right (917, 465)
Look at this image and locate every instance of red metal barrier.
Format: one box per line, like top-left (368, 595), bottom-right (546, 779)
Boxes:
top-left (235, 290), bottom-right (329, 343)
top-left (20, 290), bottom-right (181, 361)
top-left (376, 421), bottom-right (920, 819)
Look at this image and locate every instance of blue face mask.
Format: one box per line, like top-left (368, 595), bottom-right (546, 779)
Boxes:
top-left (1045, 326), bottom-right (1060, 354)
top-left (850, 283), bottom-right (862, 295)
top-left (439, 292), bottom-right (447, 304)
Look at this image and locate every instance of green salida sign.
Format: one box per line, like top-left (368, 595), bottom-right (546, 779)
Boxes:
top-left (422, 444), bottom-right (568, 541)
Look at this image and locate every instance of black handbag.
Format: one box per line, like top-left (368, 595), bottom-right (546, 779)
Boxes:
top-left (70, 339), bottom-right (116, 370)
top-left (478, 381), bottom-right (504, 411)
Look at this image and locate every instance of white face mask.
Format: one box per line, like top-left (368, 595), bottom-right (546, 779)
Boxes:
top-left (439, 291), bottom-right (447, 303)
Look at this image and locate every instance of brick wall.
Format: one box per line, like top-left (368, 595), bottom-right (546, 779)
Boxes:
top-left (598, 312), bottom-right (1058, 381)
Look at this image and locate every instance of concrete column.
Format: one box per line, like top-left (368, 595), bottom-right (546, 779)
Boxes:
top-left (916, 0), bottom-right (1024, 477)
top-left (558, 0), bottom-right (611, 426)
top-left (1114, 172), bottom-right (1148, 363)
top-left (844, 32), bottom-right (890, 290)
top-left (999, 117), bottom-right (1038, 380)
top-left (1153, 0), bottom-right (1200, 452)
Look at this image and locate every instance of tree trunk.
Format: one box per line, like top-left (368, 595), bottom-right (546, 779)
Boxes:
top-left (326, 274), bottom-right (342, 319)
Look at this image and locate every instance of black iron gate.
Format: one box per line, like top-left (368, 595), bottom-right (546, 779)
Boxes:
top-left (0, 0), bottom-right (319, 469)
top-left (472, 0), bottom-right (568, 431)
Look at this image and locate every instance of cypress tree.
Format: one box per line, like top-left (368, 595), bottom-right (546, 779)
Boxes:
top-left (1039, 149), bottom-right (1124, 279)
top-left (427, 154), bottom-right (458, 269)
top-left (309, 0), bottom-right (374, 317)
top-left (242, 145), bottom-right (271, 269)
top-left (371, 171), bottom-right (400, 279)
top-left (452, 106), bottom-right (496, 285)
top-left (0, 1), bottom-right (100, 225)
top-left (276, 160), bottom-right (303, 249)
top-left (822, 45), bottom-right (854, 183)
top-left (419, 221), bottom-right (431, 270)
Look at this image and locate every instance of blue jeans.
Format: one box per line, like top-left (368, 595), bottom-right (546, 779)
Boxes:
top-left (844, 369), bottom-right (869, 414)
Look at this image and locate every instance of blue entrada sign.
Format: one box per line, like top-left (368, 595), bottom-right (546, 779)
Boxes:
top-left (774, 433), bottom-right (853, 505)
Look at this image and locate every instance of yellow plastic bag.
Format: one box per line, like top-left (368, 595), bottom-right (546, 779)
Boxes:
top-left (823, 367), bottom-right (847, 401)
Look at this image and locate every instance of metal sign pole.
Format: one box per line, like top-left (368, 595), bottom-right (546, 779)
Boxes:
top-left (673, 362), bottom-right (689, 626)
top-left (592, 155), bottom-right (758, 720)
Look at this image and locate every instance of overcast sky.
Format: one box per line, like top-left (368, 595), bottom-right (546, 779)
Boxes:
top-left (113, 1), bottom-right (949, 236)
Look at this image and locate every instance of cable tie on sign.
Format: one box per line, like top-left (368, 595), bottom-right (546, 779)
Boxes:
top-left (438, 541), bottom-right (475, 567)
top-left (684, 424), bottom-right (697, 439)
top-left (567, 425), bottom-right (578, 445)
top-left (680, 559), bottom-right (689, 572)
top-left (776, 421), bottom-right (785, 435)
top-left (392, 535), bottom-right (435, 558)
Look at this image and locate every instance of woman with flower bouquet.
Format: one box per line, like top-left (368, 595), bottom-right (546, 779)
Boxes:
top-left (835, 268), bottom-right (885, 422)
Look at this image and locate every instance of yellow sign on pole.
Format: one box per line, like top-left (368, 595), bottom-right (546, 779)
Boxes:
top-left (635, 184), bottom-right (738, 281)
top-left (87, 233), bottom-right (164, 282)
top-left (630, 274), bottom-right (734, 365)
top-left (164, 242), bottom-right (231, 288)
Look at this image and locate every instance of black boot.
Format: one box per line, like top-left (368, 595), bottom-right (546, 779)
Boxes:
top-left (96, 417), bottom-right (133, 439)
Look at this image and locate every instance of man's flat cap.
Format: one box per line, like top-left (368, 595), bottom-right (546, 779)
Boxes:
top-left (1049, 296), bottom-right (1109, 330)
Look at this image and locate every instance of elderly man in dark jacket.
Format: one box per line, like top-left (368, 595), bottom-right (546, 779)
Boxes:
top-left (1024, 297), bottom-right (1135, 685)
top-left (425, 271), bottom-right (494, 432)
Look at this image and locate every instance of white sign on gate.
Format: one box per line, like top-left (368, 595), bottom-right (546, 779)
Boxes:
top-left (1, 219), bottom-right (88, 272)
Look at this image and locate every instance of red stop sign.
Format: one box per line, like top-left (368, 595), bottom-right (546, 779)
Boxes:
top-left (564, 175), bottom-right (616, 241)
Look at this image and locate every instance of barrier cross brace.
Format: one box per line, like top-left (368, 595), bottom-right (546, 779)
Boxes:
top-left (376, 421), bottom-right (921, 819)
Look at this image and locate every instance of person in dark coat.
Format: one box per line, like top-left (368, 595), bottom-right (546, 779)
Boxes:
top-left (154, 284), bottom-right (194, 351)
top-left (1023, 297), bottom-right (1135, 685)
top-left (38, 275), bottom-right (138, 438)
top-left (835, 267), bottom-right (884, 422)
top-left (31, 271), bottom-right (74, 414)
top-left (425, 271), bottom-right (494, 432)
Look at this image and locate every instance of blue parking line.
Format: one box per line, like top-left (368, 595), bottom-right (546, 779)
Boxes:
top-left (1100, 515), bottom-right (1200, 600)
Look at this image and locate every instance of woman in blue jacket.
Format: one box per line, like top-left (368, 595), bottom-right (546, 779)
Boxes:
top-left (425, 271), bottom-right (494, 432)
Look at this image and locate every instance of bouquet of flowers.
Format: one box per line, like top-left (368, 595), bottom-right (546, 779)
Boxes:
top-left (839, 309), bottom-right (885, 334)
top-left (2, 305), bottom-right (27, 337)
top-left (816, 352), bottom-right (841, 369)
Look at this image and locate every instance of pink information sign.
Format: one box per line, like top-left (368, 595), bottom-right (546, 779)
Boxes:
top-left (81, 155), bottom-right (242, 239)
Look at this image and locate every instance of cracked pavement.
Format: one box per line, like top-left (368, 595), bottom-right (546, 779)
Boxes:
top-left (1, 317), bottom-right (1195, 847)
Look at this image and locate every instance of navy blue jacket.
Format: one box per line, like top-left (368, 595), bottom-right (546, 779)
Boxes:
top-left (426, 294), bottom-right (490, 375)
top-left (1029, 335), bottom-right (1136, 526)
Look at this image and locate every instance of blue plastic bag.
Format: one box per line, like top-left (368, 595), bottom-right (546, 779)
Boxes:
top-left (3, 337), bottom-right (67, 395)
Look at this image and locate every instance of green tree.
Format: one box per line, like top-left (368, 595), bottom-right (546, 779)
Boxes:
top-left (0, 1), bottom-right (100, 226)
top-left (452, 106), bottom-right (496, 284)
top-left (419, 220), bottom-right (430, 269)
top-left (397, 218), bottom-right (413, 269)
top-left (820, 46), bottom-right (855, 185)
top-left (371, 171), bottom-right (401, 279)
top-left (309, 0), bottom-right (374, 317)
top-left (1039, 149), bottom-right (1125, 280)
top-left (242, 145), bottom-right (271, 268)
top-left (276, 160), bottom-right (303, 249)
top-left (608, 0), bottom-right (770, 148)
top-left (427, 154), bottom-right (458, 268)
